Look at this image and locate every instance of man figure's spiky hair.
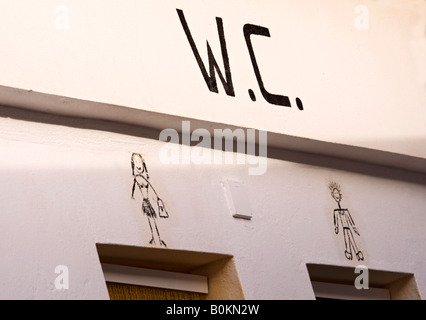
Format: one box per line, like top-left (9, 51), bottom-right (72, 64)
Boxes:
top-left (328, 181), bottom-right (341, 193)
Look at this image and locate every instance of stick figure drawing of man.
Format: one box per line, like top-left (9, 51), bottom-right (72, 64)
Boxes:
top-left (329, 182), bottom-right (364, 261)
top-left (131, 153), bottom-right (169, 247)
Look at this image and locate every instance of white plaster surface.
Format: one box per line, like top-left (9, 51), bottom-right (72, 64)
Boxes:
top-left (0, 0), bottom-right (425, 300)
top-left (0, 0), bottom-right (424, 158)
top-left (0, 116), bottom-right (424, 299)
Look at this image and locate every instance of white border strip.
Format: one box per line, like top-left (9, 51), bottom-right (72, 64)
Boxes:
top-left (101, 263), bottom-right (208, 294)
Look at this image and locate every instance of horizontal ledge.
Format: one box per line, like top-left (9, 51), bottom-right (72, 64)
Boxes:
top-left (311, 281), bottom-right (390, 300)
top-left (96, 243), bottom-right (233, 273)
top-left (0, 85), bottom-right (425, 175)
top-left (101, 263), bottom-right (208, 294)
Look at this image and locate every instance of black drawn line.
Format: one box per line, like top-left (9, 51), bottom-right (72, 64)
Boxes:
top-left (177, 8), bottom-right (235, 97)
top-left (131, 153), bottom-right (169, 247)
top-left (243, 24), bottom-right (292, 107)
top-left (328, 182), bottom-right (364, 261)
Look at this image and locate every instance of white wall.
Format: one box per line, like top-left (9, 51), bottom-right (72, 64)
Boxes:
top-left (0, 115), bottom-right (425, 299)
top-left (0, 0), bottom-right (425, 158)
top-left (0, 0), bottom-right (425, 299)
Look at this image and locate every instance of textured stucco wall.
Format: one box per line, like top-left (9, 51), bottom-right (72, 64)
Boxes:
top-left (0, 0), bottom-right (425, 300)
top-left (0, 115), bottom-right (424, 299)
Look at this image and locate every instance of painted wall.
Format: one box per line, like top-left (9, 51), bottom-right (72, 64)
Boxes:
top-left (0, 0), bottom-right (425, 158)
top-left (0, 0), bottom-right (425, 300)
top-left (0, 114), bottom-right (425, 299)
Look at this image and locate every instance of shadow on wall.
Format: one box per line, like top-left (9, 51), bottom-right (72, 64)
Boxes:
top-left (1, 104), bottom-right (425, 187)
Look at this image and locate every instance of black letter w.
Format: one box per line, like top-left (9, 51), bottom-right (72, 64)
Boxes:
top-left (177, 9), bottom-right (235, 96)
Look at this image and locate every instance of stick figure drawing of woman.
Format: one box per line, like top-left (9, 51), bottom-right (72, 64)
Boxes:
top-left (329, 182), bottom-right (364, 261)
top-left (131, 153), bottom-right (169, 247)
